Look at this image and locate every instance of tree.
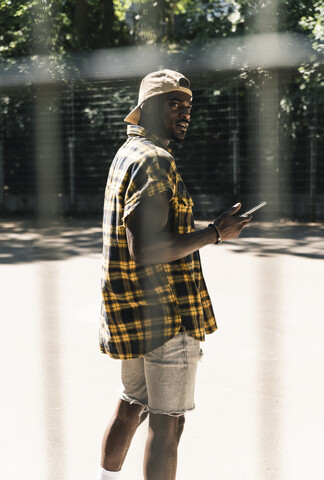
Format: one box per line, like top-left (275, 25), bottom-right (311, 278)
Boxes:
top-left (1, 1), bottom-right (323, 56)
top-left (0, 0), bottom-right (132, 59)
top-left (74, 0), bottom-right (88, 49)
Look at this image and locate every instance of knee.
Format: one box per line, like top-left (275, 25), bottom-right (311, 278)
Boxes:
top-left (149, 414), bottom-right (185, 445)
top-left (115, 400), bottom-right (145, 431)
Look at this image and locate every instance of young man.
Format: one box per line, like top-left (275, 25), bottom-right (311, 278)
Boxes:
top-left (98, 69), bottom-right (251, 480)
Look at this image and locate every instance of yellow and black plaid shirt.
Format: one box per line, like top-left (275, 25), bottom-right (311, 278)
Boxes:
top-left (100, 125), bottom-right (217, 359)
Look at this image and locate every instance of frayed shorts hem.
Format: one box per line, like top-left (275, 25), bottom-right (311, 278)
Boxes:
top-left (120, 392), bottom-right (195, 417)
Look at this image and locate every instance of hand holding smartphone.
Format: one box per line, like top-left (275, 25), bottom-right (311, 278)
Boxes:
top-left (239, 201), bottom-right (267, 217)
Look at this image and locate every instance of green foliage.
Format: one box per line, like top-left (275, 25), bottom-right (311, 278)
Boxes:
top-left (0, 0), bottom-right (33, 57)
top-left (299, 0), bottom-right (324, 53)
top-left (0, 0), bottom-right (323, 57)
top-left (0, 0), bottom-right (133, 59)
top-left (171, 0), bottom-right (236, 44)
top-left (114, 0), bottom-right (133, 21)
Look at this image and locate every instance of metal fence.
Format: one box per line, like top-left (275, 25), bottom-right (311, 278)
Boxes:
top-left (0, 52), bottom-right (323, 221)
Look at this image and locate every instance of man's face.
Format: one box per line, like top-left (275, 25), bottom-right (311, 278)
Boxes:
top-left (148, 91), bottom-right (192, 142)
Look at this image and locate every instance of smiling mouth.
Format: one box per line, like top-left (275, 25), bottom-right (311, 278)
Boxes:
top-left (176, 122), bottom-right (189, 131)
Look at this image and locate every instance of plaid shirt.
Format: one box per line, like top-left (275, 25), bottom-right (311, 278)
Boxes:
top-left (100, 125), bottom-right (217, 359)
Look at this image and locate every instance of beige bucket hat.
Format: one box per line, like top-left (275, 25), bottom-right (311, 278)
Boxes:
top-left (124, 69), bottom-right (192, 125)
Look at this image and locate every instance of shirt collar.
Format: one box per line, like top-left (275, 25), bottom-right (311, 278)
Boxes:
top-left (127, 125), bottom-right (171, 152)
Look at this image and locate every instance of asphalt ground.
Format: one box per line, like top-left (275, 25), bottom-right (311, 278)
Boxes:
top-left (1, 219), bottom-right (324, 480)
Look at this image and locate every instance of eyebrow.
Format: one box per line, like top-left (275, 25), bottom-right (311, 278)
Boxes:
top-left (169, 96), bottom-right (193, 106)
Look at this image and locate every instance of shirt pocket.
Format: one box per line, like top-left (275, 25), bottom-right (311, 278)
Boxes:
top-left (173, 179), bottom-right (195, 234)
top-left (176, 176), bottom-right (194, 205)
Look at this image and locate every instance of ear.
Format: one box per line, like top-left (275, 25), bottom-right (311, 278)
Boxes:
top-left (141, 100), bottom-right (152, 114)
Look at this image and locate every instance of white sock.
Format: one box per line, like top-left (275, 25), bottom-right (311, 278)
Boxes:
top-left (96, 466), bottom-right (121, 479)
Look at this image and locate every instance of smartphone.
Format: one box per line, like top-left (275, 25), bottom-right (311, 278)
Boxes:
top-left (240, 201), bottom-right (267, 217)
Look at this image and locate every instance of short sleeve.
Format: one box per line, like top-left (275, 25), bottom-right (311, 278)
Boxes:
top-left (122, 154), bottom-right (175, 225)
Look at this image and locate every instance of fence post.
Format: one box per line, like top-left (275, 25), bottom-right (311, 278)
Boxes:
top-left (68, 85), bottom-right (76, 212)
top-left (0, 140), bottom-right (3, 212)
top-left (68, 136), bottom-right (75, 209)
top-left (309, 125), bottom-right (316, 221)
top-left (231, 130), bottom-right (239, 196)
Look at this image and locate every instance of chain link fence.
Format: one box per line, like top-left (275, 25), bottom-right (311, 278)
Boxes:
top-left (0, 51), bottom-right (323, 221)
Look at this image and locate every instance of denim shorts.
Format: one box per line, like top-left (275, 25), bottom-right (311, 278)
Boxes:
top-left (121, 332), bottom-right (202, 416)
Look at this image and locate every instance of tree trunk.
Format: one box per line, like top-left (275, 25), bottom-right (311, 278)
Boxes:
top-left (97, 0), bottom-right (115, 48)
top-left (74, 0), bottom-right (88, 49)
top-left (166, 0), bottom-right (179, 41)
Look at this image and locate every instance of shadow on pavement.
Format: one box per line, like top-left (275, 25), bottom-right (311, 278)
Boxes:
top-left (224, 222), bottom-right (324, 261)
top-left (0, 218), bottom-right (102, 264)
top-left (198, 220), bottom-right (324, 261)
top-left (1, 218), bottom-right (324, 264)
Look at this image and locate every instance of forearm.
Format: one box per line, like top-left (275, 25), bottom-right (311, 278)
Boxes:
top-left (126, 198), bottom-right (251, 266)
top-left (129, 226), bottom-right (217, 265)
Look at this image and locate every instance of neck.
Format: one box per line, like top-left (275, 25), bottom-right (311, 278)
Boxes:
top-left (139, 119), bottom-right (170, 148)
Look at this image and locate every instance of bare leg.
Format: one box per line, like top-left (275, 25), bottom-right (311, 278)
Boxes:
top-left (101, 399), bottom-right (148, 471)
top-left (143, 413), bottom-right (185, 480)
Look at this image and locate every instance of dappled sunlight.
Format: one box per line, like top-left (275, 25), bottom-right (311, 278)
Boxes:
top-left (0, 219), bottom-right (102, 264)
top-left (197, 221), bottom-right (324, 260)
top-left (2, 219), bottom-right (323, 265)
